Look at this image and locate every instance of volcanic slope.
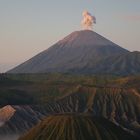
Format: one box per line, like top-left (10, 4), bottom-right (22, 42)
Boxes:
top-left (19, 114), bottom-right (139, 140)
top-left (0, 74), bottom-right (140, 137)
top-left (8, 30), bottom-right (131, 74)
top-left (93, 51), bottom-right (140, 75)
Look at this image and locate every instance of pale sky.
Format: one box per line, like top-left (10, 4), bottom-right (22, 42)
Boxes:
top-left (0, 0), bottom-right (140, 72)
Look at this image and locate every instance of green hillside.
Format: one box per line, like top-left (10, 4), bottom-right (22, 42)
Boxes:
top-left (0, 73), bottom-right (139, 105)
top-left (0, 73), bottom-right (118, 106)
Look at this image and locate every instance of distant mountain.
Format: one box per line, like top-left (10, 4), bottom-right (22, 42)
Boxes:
top-left (19, 114), bottom-right (139, 140)
top-left (9, 30), bottom-right (139, 75)
top-left (87, 51), bottom-right (140, 75)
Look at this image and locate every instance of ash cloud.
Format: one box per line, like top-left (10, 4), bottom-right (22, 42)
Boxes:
top-left (81, 10), bottom-right (96, 30)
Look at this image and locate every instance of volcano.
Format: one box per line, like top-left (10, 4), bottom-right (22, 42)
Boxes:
top-left (8, 30), bottom-right (140, 75)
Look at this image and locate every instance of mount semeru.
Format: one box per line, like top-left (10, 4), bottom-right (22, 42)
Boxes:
top-left (8, 30), bottom-right (140, 75)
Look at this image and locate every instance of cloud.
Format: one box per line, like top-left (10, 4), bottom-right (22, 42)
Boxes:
top-left (81, 10), bottom-right (96, 30)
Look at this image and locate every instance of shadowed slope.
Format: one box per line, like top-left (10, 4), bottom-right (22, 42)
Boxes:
top-left (93, 51), bottom-right (140, 75)
top-left (19, 114), bottom-right (139, 140)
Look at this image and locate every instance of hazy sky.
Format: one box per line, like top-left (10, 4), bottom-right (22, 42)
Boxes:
top-left (0, 0), bottom-right (140, 72)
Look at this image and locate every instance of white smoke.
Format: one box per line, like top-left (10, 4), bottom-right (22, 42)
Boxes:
top-left (81, 10), bottom-right (96, 30)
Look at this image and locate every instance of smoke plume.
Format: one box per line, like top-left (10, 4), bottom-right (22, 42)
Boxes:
top-left (81, 10), bottom-right (96, 30)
